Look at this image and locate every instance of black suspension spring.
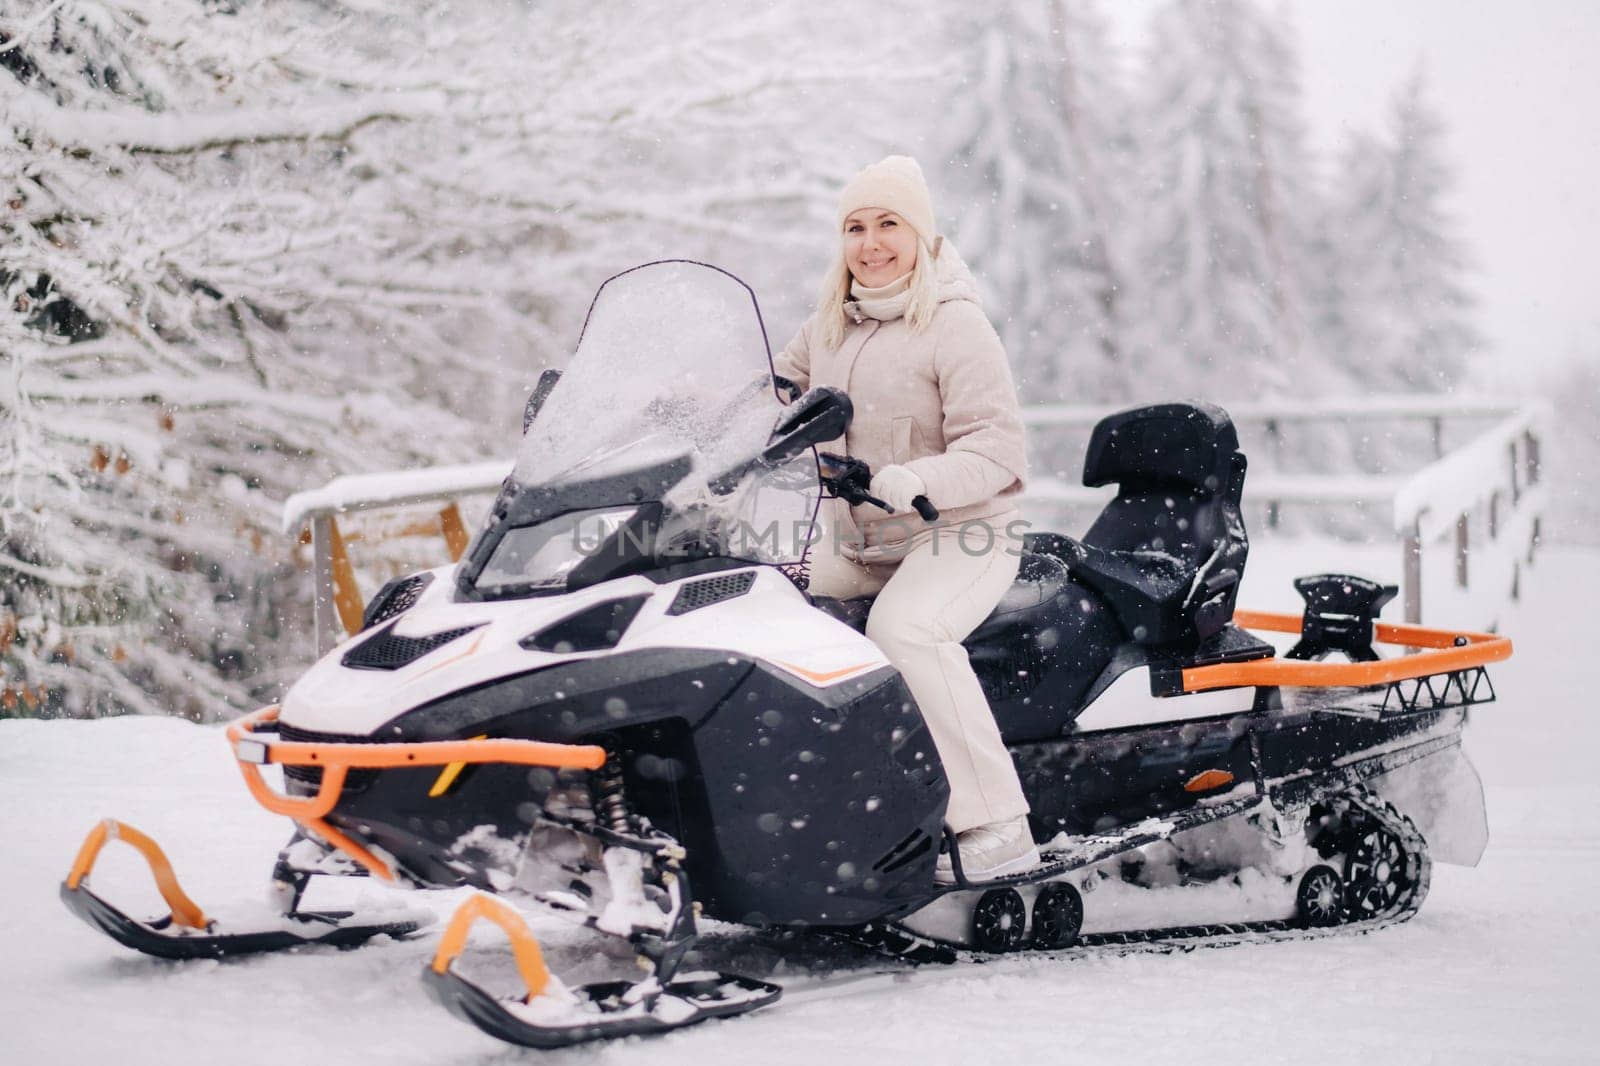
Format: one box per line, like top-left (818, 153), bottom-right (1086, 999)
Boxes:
top-left (591, 751), bottom-right (632, 835)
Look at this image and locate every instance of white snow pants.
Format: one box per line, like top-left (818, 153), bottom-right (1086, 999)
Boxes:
top-left (806, 514), bottom-right (1028, 833)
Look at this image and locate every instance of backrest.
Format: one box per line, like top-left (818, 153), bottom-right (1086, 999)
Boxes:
top-left (1082, 401), bottom-right (1243, 556)
top-left (1082, 401), bottom-right (1239, 496)
top-left (1080, 402), bottom-right (1250, 642)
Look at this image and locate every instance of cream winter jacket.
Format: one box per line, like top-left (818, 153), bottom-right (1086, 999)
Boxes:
top-left (774, 245), bottom-right (1029, 563)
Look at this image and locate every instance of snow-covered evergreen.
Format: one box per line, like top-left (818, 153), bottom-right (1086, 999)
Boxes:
top-left (1316, 71), bottom-right (1481, 394)
top-left (1129, 0), bottom-right (1322, 399)
top-left (936, 0), bottom-right (1132, 404)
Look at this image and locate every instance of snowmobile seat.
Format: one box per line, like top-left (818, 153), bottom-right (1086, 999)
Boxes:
top-left (809, 591), bottom-right (871, 634)
top-left (807, 550), bottom-right (1074, 638)
top-left (1067, 402), bottom-right (1251, 647)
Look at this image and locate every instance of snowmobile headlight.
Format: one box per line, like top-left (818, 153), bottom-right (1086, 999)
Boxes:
top-left (475, 506), bottom-right (642, 594)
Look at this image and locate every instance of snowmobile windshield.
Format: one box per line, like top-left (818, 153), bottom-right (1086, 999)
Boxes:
top-left (509, 261), bottom-right (821, 568)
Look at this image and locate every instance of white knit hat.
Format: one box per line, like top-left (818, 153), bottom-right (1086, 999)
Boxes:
top-left (835, 155), bottom-right (939, 251)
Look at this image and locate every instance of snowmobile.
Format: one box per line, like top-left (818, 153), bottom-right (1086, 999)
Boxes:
top-left (61, 260), bottom-right (1511, 1050)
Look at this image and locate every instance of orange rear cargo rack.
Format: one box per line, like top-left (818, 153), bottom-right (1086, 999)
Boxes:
top-left (1183, 609), bottom-right (1511, 693)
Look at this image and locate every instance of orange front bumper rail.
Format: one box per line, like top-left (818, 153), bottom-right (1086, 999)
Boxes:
top-left (431, 893), bottom-right (552, 1000)
top-left (1182, 609), bottom-right (1513, 693)
top-left (226, 706), bottom-right (607, 881)
top-left (65, 819), bottom-right (210, 930)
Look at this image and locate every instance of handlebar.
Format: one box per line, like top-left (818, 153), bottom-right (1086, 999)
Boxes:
top-left (817, 452), bottom-right (940, 522)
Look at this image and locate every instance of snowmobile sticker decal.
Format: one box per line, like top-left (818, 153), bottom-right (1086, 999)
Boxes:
top-left (411, 629), bottom-right (486, 680)
top-left (771, 659), bottom-right (882, 685)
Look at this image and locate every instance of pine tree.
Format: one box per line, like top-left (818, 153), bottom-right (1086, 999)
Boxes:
top-left (1319, 70), bottom-right (1481, 393)
top-left (1129, 0), bottom-right (1324, 400)
top-left (936, 0), bottom-right (1133, 404)
top-left (1306, 130), bottom-right (1387, 396)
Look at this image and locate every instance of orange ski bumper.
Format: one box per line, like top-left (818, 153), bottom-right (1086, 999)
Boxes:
top-left (226, 706), bottom-right (607, 880)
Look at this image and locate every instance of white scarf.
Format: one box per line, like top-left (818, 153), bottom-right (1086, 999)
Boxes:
top-left (846, 271), bottom-right (913, 323)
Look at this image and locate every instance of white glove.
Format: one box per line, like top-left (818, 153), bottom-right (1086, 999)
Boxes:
top-left (868, 464), bottom-right (927, 515)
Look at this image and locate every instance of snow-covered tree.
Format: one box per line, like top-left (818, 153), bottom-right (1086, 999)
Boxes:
top-left (0, 0), bottom-right (934, 719)
top-left (936, 0), bottom-right (1133, 404)
top-left (1315, 71), bottom-right (1481, 393)
top-left (1129, 0), bottom-right (1323, 400)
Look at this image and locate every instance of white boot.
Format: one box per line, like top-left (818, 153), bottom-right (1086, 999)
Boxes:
top-left (934, 815), bottom-right (1041, 884)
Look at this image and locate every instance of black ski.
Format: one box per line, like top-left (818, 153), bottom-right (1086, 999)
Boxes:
top-left (60, 880), bottom-right (428, 961)
top-left (422, 966), bottom-right (781, 1049)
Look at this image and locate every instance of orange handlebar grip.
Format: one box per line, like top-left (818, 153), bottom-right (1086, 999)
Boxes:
top-left (64, 819), bottom-right (210, 931)
top-left (431, 894), bottom-right (552, 1000)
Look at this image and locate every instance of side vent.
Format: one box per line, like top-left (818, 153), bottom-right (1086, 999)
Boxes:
top-left (522, 595), bottom-right (648, 653)
top-left (666, 570), bottom-right (756, 616)
top-left (361, 572), bottom-right (434, 631)
top-left (342, 621), bottom-right (483, 671)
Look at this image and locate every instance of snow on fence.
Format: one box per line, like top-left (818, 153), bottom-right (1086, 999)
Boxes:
top-left (282, 461), bottom-right (510, 654)
top-left (1392, 404), bottom-right (1548, 628)
top-left (1022, 396), bottom-right (1548, 628)
top-left (283, 396), bottom-right (1548, 653)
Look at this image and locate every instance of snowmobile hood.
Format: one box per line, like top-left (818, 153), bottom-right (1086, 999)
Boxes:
top-left (277, 561), bottom-right (890, 738)
top-left (277, 563), bottom-right (658, 735)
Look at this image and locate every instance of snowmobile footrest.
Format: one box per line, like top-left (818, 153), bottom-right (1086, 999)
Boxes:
top-left (937, 795), bottom-right (1264, 894)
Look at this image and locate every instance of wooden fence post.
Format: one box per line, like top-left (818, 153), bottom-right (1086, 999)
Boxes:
top-left (440, 502), bottom-right (470, 561)
top-left (311, 514), bottom-right (339, 656)
top-left (1403, 519), bottom-right (1424, 626)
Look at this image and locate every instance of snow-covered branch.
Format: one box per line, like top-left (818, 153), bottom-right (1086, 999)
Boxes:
top-left (6, 90), bottom-right (446, 154)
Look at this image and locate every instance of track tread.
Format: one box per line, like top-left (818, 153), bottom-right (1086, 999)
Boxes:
top-left (852, 786), bottom-right (1430, 965)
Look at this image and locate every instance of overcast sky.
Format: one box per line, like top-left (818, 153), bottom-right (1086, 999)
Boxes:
top-left (1104, 0), bottom-right (1600, 383)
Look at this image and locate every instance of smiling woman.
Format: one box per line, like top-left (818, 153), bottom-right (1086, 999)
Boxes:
top-left (773, 155), bottom-right (1039, 882)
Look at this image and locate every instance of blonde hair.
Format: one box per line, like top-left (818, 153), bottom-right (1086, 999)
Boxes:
top-left (816, 236), bottom-right (943, 351)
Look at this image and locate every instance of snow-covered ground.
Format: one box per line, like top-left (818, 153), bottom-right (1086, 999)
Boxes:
top-left (2, 539), bottom-right (1594, 1065)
